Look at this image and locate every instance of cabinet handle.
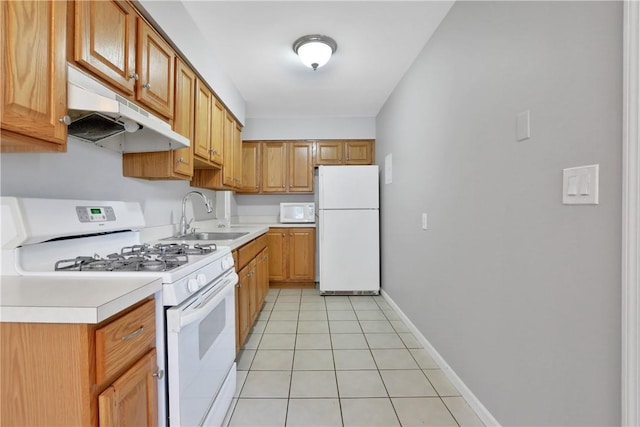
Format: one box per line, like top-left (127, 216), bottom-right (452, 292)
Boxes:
top-left (121, 325), bottom-right (144, 341)
top-left (143, 82), bottom-right (152, 89)
top-left (153, 369), bottom-right (165, 380)
top-left (129, 72), bottom-right (139, 81)
top-left (58, 115), bottom-right (71, 125)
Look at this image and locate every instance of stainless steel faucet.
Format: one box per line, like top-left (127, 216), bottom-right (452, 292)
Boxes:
top-left (179, 191), bottom-right (213, 236)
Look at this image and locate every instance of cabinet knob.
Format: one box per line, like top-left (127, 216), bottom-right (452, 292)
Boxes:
top-left (281, 233), bottom-right (285, 237)
top-left (129, 72), bottom-right (139, 81)
top-left (282, 184), bottom-right (285, 188)
top-left (177, 157), bottom-right (185, 163)
top-left (58, 115), bottom-right (71, 125)
top-left (153, 369), bottom-right (164, 380)
top-left (143, 82), bottom-right (152, 89)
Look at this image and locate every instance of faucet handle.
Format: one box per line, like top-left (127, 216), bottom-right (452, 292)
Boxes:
top-left (186, 218), bottom-right (194, 233)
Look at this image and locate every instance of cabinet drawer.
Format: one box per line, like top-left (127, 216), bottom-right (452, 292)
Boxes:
top-left (95, 299), bottom-right (156, 385)
top-left (238, 234), bottom-right (267, 270)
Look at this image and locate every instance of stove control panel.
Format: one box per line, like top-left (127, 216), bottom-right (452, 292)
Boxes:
top-left (76, 205), bottom-right (116, 223)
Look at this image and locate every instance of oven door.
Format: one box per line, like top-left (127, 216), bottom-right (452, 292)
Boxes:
top-left (166, 269), bottom-right (237, 427)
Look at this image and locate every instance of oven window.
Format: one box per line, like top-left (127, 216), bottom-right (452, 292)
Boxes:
top-left (199, 303), bottom-right (225, 359)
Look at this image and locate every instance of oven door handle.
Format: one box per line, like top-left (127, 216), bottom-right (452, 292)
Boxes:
top-left (178, 274), bottom-right (237, 329)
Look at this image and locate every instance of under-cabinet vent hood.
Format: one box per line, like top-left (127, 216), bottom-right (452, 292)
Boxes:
top-left (66, 65), bottom-right (189, 153)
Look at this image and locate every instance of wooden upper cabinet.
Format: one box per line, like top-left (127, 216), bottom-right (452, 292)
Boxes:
top-left (233, 122), bottom-right (243, 187)
top-left (136, 18), bottom-right (175, 119)
top-left (74, 0), bottom-right (137, 96)
top-left (315, 140), bottom-right (375, 165)
top-left (122, 57), bottom-right (194, 179)
top-left (171, 58), bottom-right (195, 177)
top-left (1, 0), bottom-right (68, 152)
top-left (315, 140), bottom-right (343, 165)
top-left (240, 142), bottom-right (261, 193)
top-left (222, 112), bottom-right (236, 187)
top-left (344, 140), bottom-right (374, 164)
top-left (289, 142), bottom-right (313, 192)
top-left (194, 80), bottom-right (214, 166)
top-left (262, 142), bottom-right (288, 193)
top-left (211, 99), bottom-right (225, 165)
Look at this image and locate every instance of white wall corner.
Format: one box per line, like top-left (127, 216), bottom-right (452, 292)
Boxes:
top-left (380, 289), bottom-right (501, 427)
top-left (622, 1), bottom-right (640, 425)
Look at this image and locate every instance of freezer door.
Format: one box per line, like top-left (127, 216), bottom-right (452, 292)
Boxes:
top-left (319, 209), bottom-right (380, 293)
top-left (318, 166), bottom-right (379, 209)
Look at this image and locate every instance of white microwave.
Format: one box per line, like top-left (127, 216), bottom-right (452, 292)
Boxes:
top-left (280, 202), bottom-right (315, 223)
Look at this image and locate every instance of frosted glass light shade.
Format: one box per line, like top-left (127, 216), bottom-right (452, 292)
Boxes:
top-left (293, 35), bottom-right (337, 71)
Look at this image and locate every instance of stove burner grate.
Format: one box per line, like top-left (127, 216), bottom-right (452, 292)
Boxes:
top-left (53, 243), bottom-right (211, 272)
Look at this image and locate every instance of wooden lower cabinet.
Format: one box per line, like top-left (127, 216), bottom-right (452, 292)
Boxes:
top-left (0, 298), bottom-right (159, 427)
top-left (267, 227), bottom-right (315, 287)
top-left (234, 236), bottom-right (269, 352)
top-left (99, 349), bottom-right (158, 427)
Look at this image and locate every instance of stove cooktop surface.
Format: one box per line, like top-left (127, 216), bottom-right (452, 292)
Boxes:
top-left (53, 243), bottom-right (218, 273)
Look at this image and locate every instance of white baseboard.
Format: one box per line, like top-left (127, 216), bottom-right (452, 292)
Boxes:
top-left (380, 289), bottom-right (501, 427)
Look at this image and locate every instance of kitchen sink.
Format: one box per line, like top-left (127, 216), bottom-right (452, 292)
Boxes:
top-left (164, 231), bottom-right (250, 241)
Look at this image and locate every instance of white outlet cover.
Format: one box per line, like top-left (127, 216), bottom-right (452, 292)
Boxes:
top-left (562, 164), bottom-right (599, 205)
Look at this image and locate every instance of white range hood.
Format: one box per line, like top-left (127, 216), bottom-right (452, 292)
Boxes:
top-left (66, 65), bottom-right (189, 153)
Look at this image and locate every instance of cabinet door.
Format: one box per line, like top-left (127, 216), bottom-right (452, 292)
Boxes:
top-left (172, 58), bottom-right (195, 177)
top-left (288, 142), bottom-right (314, 192)
top-left (1, 0), bottom-right (67, 151)
top-left (136, 18), bottom-right (174, 119)
top-left (240, 142), bottom-right (261, 193)
top-left (258, 248), bottom-right (269, 305)
top-left (98, 349), bottom-right (158, 427)
top-left (237, 266), bottom-right (251, 346)
top-left (210, 99), bottom-right (225, 165)
top-left (233, 122), bottom-right (243, 188)
top-left (315, 140), bottom-right (343, 165)
top-left (262, 142), bottom-right (287, 193)
top-left (74, 0), bottom-right (137, 96)
top-left (222, 112), bottom-right (235, 187)
top-left (267, 230), bottom-right (286, 281)
top-left (289, 229), bottom-right (315, 281)
top-left (248, 258), bottom-right (259, 324)
top-left (193, 80), bottom-right (213, 164)
top-left (345, 140), bottom-right (374, 165)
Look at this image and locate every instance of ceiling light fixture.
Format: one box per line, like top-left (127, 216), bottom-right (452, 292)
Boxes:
top-left (292, 34), bottom-right (338, 71)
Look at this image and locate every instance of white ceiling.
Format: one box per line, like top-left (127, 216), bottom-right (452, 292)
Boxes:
top-left (180, 1), bottom-right (454, 120)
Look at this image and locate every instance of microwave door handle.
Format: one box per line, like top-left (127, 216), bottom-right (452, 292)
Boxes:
top-left (178, 275), bottom-right (237, 329)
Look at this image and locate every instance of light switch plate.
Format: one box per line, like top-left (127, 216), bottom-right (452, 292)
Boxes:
top-left (385, 154), bottom-right (392, 184)
top-left (517, 110), bottom-right (531, 141)
top-left (562, 164), bottom-right (599, 205)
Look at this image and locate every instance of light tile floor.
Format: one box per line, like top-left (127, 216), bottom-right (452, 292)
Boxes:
top-left (223, 288), bottom-right (484, 427)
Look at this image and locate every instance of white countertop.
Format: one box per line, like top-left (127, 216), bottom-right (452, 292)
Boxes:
top-left (0, 276), bottom-right (162, 324)
top-left (149, 222), bottom-right (316, 251)
top-left (0, 221), bottom-right (314, 324)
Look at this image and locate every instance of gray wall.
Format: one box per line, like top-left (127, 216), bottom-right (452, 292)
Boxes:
top-left (375, 2), bottom-right (622, 425)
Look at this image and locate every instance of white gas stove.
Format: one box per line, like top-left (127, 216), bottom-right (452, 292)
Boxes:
top-left (1, 197), bottom-right (235, 305)
top-left (1, 197), bottom-right (238, 427)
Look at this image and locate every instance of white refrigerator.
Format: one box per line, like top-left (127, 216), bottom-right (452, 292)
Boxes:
top-left (316, 165), bottom-right (380, 294)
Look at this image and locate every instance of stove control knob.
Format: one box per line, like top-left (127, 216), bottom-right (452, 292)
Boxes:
top-left (196, 274), bottom-right (207, 286)
top-left (187, 278), bottom-right (199, 293)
